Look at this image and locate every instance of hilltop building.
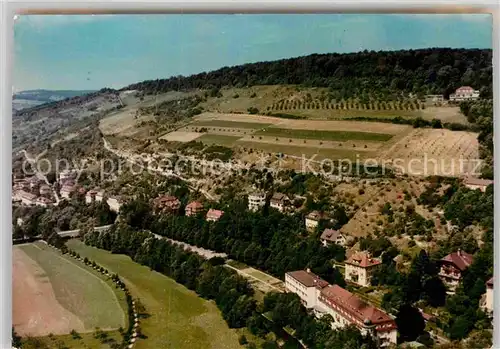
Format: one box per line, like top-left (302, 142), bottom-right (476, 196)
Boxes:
top-left (449, 86), bottom-right (480, 102)
top-left (270, 193), bottom-right (290, 212)
top-left (285, 269), bottom-right (329, 309)
top-left (305, 211), bottom-right (325, 232)
top-left (206, 209), bottom-right (224, 222)
top-left (320, 228), bottom-right (347, 247)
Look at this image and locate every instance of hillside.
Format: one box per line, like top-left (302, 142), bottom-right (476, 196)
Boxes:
top-left (125, 48), bottom-right (493, 99)
top-left (13, 89), bottom-right (96, 111)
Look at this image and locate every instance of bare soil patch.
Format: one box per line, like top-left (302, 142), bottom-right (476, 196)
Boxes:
top-left (160, 131), bottom-right (203, 143)
top-left (12, 246), bottom-right (85, 337)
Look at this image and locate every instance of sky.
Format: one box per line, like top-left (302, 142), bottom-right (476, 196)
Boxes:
top-left (13, 14), bottom-right (492, 92)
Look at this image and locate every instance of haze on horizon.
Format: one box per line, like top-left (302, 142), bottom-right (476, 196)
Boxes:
top-left (13, 13), bottom-right (492, 92)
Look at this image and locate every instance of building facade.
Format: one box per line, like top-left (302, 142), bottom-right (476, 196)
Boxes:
top-left (320, 228), bottom-right (347, 247)
top-left (248, 191), bottom-right (266, 212)
top-left (449, 86), bottom-right (480, 102)
top-left (305, 211), bottom-right (324, 232)
top-left (270, 193), bottom-right (290, 212)
top-left (186, 201), bottom-right (204, 216)
top-left (344, 252), bottom-right (381, 287)
top-left (107, 196), bottom-right (124, 213)
top-left (285, 269), bottom-right (329, 309)
top-left (463, 177), bottom-right (493, 192)
top-left (153, 195), bottom-right (181, 213)
top-left (438, 250), bottom-right (474, 293)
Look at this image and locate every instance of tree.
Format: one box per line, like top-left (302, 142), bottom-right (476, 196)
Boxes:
top-left (395, 305), bottom-right (425, 342)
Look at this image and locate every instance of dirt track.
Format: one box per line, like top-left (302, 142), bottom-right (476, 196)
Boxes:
top-left (12, 246), bottom-right (85, 336)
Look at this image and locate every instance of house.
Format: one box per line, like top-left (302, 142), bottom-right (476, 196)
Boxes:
top-left (481, 277), bottom-right (493, 313)
top-left (270, 193), bottom-right (290, 212)
top-left (438, 250), bottom-right (474, 292)
top-left (85, 189), bottom-right (98, 204)
top-left (206, 209), bottom-right (224, 222)
top-left (285, 269), bottom-right (329, 309)
top-left (94, 190), bottom-right (105, 202)
top-left (39, 184), bottom-right (51, 196)
top-left (320, 228), bottom-right (347, 247)
top-left (186, 201), bottom-right (204, 216)
top-left (318, 285), bottom-right (397, 347)
top-left (13, 180), bottom-right (29, 191)
top-left (344, 252), bottom-right (382, 287)
top-left (107, 196), bottom-right (124, 213)
top-left (19, 190), bottom-right (37, 206)
top-left (248, 191), bottom-right (266, 212)
top-left (58, 169), bottom-right (77, 184)
top-left (35, 196), bottom-right (53, 207)
top-left (60, 184), bottom-right (76, 199)
top-left (153, 195), bottom-right (181, 213)
top-left (463, 176), bottom-right (493, 192)
top-left (449, 86), bottom-right (480, 102)
top-left (305, 211), bottom-right (325, 232)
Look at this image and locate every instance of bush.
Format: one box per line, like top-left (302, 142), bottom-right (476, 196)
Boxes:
top-left (238, 335), bottom-right (248, 345)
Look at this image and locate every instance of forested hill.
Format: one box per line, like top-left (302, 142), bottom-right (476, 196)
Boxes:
top-left (124, 48), bottom-right (492, 98)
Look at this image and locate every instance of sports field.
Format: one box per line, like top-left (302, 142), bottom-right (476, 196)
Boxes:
top-left (13, 242), bottom-right (126, 337)
top-left (66, 239), bottom-right (243, 349)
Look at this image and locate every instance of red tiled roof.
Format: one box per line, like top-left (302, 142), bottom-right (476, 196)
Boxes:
top-left (186, 201), bottom-right (204, 209)
top-left (286, 270), bottom-right (329, 289)
top-left (206, 209), bottom-right (224, 219)
top-left (320, 285), bottom-right (395, 328)
top-left (345, 252), bottom-right (381, 268)
top-left (440, 250), bottom-right (474, 271)
top-left (320, 228), bottom-right (343, 242)
top-left (464, 177), bottom-right (493, 187)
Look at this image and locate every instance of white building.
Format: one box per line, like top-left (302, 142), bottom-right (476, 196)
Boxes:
top-left (285, 269), bottom-right (329, 309)
top-left (438, 250), bottom-right (474, 293)
top-left (305, 211), bottom-right (324, 232)
top-left (344, 252), bottom-right (381, 287)
top-left (318, 285), bottom-right (397, 347)
top-left (481, 277), bottom-right (493, 313)
top-left (18, 190), bottom-right (37, 206)
top-left (449, 86), bottom-right (480, 102)
top-left (248, 191), bottom-right (266, 212)
top-left (107, 196), bottom-right (124, 213)
top-left (95, 190), bottom-right (105, 202)
top-left (463, 176), bottom-right (493, 192)
top-left (58, 169), bottom-right (77, 184)
top-left (285, 269), bottom-right (397, 347)
top-left (270, 193), bottom-right (290, 212)
top-left (320, 228), bottom-right (347, 247)
top-left (85, 189), bottom-right (98, 204)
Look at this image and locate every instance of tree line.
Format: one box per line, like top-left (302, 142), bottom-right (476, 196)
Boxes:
top-left (119, 197), bottom-right (346, 285)
top-left (124, 48), bottom-right (492, 99)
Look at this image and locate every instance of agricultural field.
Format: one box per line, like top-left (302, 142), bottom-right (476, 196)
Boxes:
top-left (66, 239), bottom-right (243, 349)
top-left (13, 242), bottom-right (126, 338)
top-left (378, 128), bottom-right (480, 177)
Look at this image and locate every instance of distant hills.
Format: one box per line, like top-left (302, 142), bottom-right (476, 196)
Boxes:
top-left (13, 89), bottom-right (96, 111)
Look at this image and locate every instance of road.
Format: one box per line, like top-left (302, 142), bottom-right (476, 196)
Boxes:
top-left (57, 224), bottom-right (114, 238)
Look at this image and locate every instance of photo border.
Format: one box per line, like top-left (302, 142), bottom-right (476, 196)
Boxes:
top-left (1, 1), bottom-right (499, 348)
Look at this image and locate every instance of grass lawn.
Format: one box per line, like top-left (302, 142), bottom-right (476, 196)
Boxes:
top-left (197, 134), bottom-right (242, 146)
top-left (23, 330), bottom-right (124, 349)
top-left (254, 127), bottom-right (393, 142)
top-left (191, 120), bottom-right (271, 129)
top-left (18, 242), bottom-right (125, 331)
top-left (66, 239), bottom-right (243, 349)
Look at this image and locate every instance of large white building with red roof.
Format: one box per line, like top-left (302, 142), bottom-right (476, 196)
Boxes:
top-left (438, 249), bottom-right (474, 292)
top-left (318, 285), bottom-right (397, 346)
top-left (285, 269), bottom-right (397, 347)
top-left (345, 252), bottom-right (382, 287)
top-left (449, 86), bottom-right (480, 102)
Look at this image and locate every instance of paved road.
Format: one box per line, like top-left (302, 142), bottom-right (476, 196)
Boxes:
top-left (58, 224), bottom-right (113, 238)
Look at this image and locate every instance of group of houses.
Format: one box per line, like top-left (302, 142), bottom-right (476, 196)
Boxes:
top-left (247, 191), bottom-right (293, 213)
top-left (152, 194), bottom-right (225, 222)
top-left (12, 176), bottom-right (55, 207)
top-left (285, 249), bottom-right (493, 346)
top-left (424, 86), bottom-right (481, 104)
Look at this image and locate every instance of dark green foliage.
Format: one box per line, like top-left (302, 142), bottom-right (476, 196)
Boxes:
top-left (395, 305), bottom-right (425, 342)
top-left (124, 49), bottom-right (492, 99)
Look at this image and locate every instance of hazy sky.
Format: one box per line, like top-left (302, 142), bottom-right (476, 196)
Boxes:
top-left (13, 14), bottom-right (492, 92)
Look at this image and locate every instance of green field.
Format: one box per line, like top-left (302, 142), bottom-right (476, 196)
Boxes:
top-left (66, 239), bottom-right (242, 349)
top-left (254, 127), bottom-right (393, 142)
top-left (191, 120), bottom-right (271, 129)
top-left (18, 243), bottom-right (126, 331)
top-left (197, 134), bottom-right (242, 146)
